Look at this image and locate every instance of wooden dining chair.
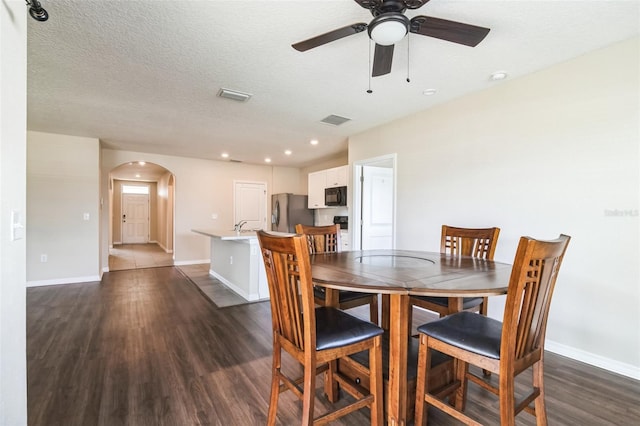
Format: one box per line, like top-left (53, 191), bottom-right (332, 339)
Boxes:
top-left (295, 224), bottom-right (379, 325)
top-left (410, 226), bottom-right (500, 323)
top-left (256, 230), bottom-right (384, 425)
top-left (414, 234), bottom-right (571, 425)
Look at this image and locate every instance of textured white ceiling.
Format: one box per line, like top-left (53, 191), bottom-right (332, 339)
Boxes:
top-left (27, 0), bottom-right (639, 170)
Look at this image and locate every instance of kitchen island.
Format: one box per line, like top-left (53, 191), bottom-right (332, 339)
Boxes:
top-left (192, 229), bottom-right (269, 302)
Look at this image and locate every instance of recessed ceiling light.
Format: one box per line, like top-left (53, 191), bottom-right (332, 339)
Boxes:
top-left (135, 173), bottom-right (141, 178)
top-left (265, 157), bottom-right (272, 163)
top-left (423, 89), bottom-right (437, 96)
top-left (310, 139), bottom-right (319, 145)
top-left (138, 161), bottom-right (146, 166)
top-left (284, 150), bottom-right (292, 155)
top-left (490, 71), bottom-right (508, 81)
top-left (221, 152), bottom-right (229, 158)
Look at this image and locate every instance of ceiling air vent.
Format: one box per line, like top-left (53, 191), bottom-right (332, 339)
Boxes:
top-left (217, 88), bottom-right (252, 102)
top-left (321, 114), bottom-right (351, 126)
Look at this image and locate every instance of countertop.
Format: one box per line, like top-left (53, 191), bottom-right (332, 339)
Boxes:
top-left (191, 229), bottom-right (258, 240)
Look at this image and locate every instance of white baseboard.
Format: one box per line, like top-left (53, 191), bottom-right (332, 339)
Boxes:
top-left (174, 259), bottom-right (210, 266)
top-left (27, 275), bottom-right (102, 287)
top-left (208, 269), bottom-right (259, 302)
top-left (545, 339), bottom-right (640, 380)
top-left (156, 241), bottom-right (174, 254)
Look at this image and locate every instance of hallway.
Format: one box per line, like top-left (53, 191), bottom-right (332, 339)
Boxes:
top-left (108, 243), bottom-right (173, 271)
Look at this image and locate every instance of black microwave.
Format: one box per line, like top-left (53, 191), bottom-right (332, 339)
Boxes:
top-left (325, 186), bottom-right (347, 206)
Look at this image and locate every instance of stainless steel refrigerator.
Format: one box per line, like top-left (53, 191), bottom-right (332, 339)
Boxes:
top-left (271, 193), bottom-right (314, 233)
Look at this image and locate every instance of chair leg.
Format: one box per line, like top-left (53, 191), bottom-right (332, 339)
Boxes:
top-left (369, 295), bottom-right (379, 325)
top-left (498, 371), bottom-right (516, 426)
top-left (324, 360), bottom-right (339, 403)
top-left (479, 297), bottom-right (491, 377)
top-left (267, 347), bottom-right (282, 426)
top-left (453, 358), bottom-right (469, 411)
top-left (369, 336), bottom-right (383, 426)
top-left (533, 359), bottom-right (548, 426)
top-left (480, 297), bottom-right (488, 316)
top-left (302, 359), bottom-right (317, 425)
top-left (414, 334), bottom-right (431, 426)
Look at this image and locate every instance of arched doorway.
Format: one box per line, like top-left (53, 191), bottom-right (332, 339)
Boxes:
top-left (108, 161), bottom-right (175, 271)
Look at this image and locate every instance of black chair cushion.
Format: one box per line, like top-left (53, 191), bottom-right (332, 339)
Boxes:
top-left (413, 295), bottom-right (484, 310)
top-left (347, 332), bottom-right (451, 381)
top-left (314, 287), bottom-right (376, 303)
top-left (315, 307), bottom-right (383, 351)
top-left (417, 311), bottom-right (503, 359)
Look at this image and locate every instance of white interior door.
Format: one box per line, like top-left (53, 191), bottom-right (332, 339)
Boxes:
top-left (234, 181), bottom-right (267, 230)
top-left (361, 165), bottom-right (394, 249)
top-left (122, 194), bottom-right (149, 244)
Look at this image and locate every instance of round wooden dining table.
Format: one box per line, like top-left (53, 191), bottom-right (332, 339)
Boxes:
top-left (310, 249), bottom-right (512, 426)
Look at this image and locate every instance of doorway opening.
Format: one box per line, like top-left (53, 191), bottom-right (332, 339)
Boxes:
top-left (108, 162), bottom-right (175, 271)
top-left (352, 154), bottom-right (396, 250)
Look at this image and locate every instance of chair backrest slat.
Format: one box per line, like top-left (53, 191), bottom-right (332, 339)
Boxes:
top-left (502, 235), bottom-right (570, 362)
top-left (258, 231), bottom-right (315, 353)
top-left (295, 224), bottom-right (342, 254)
top-left (440, 225), bottom-right (500, 260)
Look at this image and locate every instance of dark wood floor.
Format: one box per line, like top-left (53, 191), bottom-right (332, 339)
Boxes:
top-left (27, 266), bottom-right (639, 425)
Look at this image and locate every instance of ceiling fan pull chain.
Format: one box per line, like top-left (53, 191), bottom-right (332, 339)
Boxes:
top-left (406, 33), bottom-right (411, 83)
top-left (367, 39), bottom-right (373, 94)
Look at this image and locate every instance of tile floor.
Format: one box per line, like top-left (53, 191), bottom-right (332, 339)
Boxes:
top-left (108, 244), bottom-right (254, 307)
top-left (108, 243), bottom-right (174, 271)
top-left (177, 263), bottom-right (251, 308)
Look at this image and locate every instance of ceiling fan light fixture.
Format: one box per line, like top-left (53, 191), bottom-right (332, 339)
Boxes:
top-left (368, 13), bottom-right (410, 46)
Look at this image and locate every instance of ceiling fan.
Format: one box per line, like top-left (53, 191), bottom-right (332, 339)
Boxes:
top-left (292, 0), bottom-right (490, 77)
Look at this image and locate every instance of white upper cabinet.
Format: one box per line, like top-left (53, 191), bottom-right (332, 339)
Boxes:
top-left (308, 171), bottom-right (326, 208)
top-left (325, 166), bottom-right (348, 188)
top-left (308, 165), bottom-right (349, 208)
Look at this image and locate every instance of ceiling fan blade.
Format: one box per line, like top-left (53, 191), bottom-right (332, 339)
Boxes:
top-left (372, 44), bottom-right (394, 77)
top-left (410, 16), bottom-right (490, 47)
top-left (292, 23), bottom-right (367, 52)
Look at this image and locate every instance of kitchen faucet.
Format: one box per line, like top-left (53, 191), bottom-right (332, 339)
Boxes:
top-left (234, 220), bottom-right (248, 232)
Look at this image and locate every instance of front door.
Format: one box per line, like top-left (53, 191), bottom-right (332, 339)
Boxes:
top-left (122, 194), bottom-right (149, 244)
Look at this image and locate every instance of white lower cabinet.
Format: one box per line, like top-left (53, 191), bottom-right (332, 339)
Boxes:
top-left (340, 230), bottom-right (350, 251)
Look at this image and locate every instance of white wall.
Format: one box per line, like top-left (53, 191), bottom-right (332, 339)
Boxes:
top-left (27, 132), bottom-right (101, 285)
top-left (0, 0), bottom-right (28, 423)
top-left (349, 37), bottom-right (639, 378)
top-left (272, 166), bottom-right (304, 195)
top-left (101, 149), bottom-right (306, 266)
